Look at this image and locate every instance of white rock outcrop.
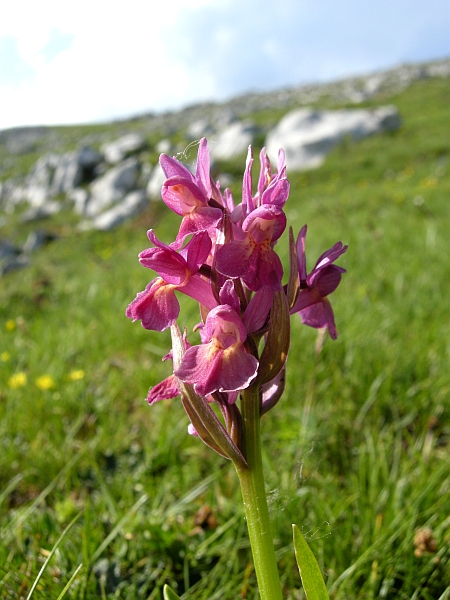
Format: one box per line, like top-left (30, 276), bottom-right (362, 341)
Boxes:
top-left (146, 165), bottom-right (166, 200)
top-left (69, 188), bottom-right (90, 216)
top-left (265, 106), bottom-right (401, 171)
top-left (209, 121), bottom-right (256, 161)
top-left (101, 133), bottom-right (147, 164)
top-left (2, 148), bottom-right (102, 212)
top-left (91, 190), bottom-right (148, 231)
top-left (86, 158), bottom-right (140, 217)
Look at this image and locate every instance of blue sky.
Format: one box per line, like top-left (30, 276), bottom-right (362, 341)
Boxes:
top-left (0, 0), bottom-right (449, 130)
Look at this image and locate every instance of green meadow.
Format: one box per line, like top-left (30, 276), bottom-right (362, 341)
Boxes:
top-left (0, 77), bottom-right (449, 599)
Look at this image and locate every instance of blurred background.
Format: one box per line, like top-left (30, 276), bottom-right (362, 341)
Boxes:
top-left (1, 2), bottom-right (450, 599)
top-left (1, 0), bottom-right (449, 130)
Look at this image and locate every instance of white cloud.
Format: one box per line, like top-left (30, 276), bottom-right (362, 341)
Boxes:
top-left (0, 0), bottom-right (448, 129)
top-left (0, 0), bottom-right (226, 128)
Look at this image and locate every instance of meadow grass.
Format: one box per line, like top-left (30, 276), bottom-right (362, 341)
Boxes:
top-left (0, 77), bottom-right (449, 599)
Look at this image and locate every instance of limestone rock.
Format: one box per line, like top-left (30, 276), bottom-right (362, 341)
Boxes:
top-left (86, 158), bottom-right (140, 217)
top-left (91, 190), bottom-right (148, 230)
top-left (0, 255), bottom-right (29, 277)
top-left (1, 182), bottom-right (28, 213)
top-left (265, 106), bottom-right (401, 170)
top-left (50, 152), bottom-right (84, 195)
top-left (22, 230), bottom-right (57, 254)
top-left (209, 121), bottom-right (256, 161)
top-left (23, 184), bottom-right (52, 207)
top-left (78, 146), bottom-right (103, 169)
top-left (69, 188), bottom-right (90, 216)
top-left (0, 240), bottom-right (20, 260)
top-left (4, 148), bottom-right (102, 211)
top-left (155, 139), bottom-right (172, 154)
top-left (146, 165), bottom-right (166, 200)
top-left (20, 201), bottom-right (62, 222)
top-left (101, 133), bottom-right (147, 164)
top-left (50, 147), bottom-right (102, 195)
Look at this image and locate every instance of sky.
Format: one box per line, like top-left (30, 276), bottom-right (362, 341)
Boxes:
top-left (0, 0), bottom-right (449, 131)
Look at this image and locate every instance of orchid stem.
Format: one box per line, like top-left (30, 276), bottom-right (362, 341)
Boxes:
top-left (235, 383), bottom-right (283, 600)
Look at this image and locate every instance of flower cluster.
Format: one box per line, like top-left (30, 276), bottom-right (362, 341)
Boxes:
top-left (127, 139), bottom-right (347, 461)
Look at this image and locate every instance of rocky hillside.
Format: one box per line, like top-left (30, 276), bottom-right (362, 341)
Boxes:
top-left (1, 57), bottom-right (449, 158)
top-left (0, 56), bottom-right (449, 276)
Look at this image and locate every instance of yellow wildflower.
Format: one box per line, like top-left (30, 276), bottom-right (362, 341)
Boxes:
top-left (8, 372), bottom-right (27, 389)
top-left (419, 176), bottom-right (438, 189)
top-left (1, 351), bottom-right (11, 362)
top-left (5, 320), bottom-right (16, 331)
top-left (35, 375), bottom-right (55, 390)
top-left (68, 369), bottom-right (85, 381)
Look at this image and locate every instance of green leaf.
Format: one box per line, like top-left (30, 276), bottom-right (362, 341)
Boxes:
top-left (256, 290), bottom-right (290, 385)
top-left (292, 524), bottom-right (330, 600)
top-left (170, 323), bottom-right (248, 468)
top-left (287, 226), bottom-right (300, 310)
top-left (163, 584), bottom-right (182, 600)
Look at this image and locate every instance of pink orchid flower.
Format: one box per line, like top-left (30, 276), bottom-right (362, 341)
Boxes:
top-left (215, 205), bottom-right (286, 291)
top-left (291, 225), bottom-right (347, 339)
top-left (126, 231), bottom-right (217, 331)
top-left (160, 139), bottom-right (223, 247)
top-left (174, 305), bottom-right (259, 397)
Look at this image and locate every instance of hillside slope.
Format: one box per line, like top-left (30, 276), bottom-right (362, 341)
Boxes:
top-left (0, 72), bottom-right (449, 599)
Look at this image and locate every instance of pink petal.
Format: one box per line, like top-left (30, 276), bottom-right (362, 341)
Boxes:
top-left (257, 147), bottom-right (272, 199)
top-left (296, 225), bottom-right (308, 282)
top-left (195, 138), bottom-right (212, 199)
top-left (299, 299), bottom-right (338, 339)
top-left (126, 279), bottom-right (180, 332)
top-left (242, 287), bottom-right (274, 333)
top-left (175, 343), bottom-right (258, 397)
top-left (314, 242), bottom-right (348, 270)
top-left (322, 298), bottom-right (338, 339)
top-left (173, 206), bottom-right (222, 247)
top-left (242, 205), bottom-right (286, 243)
top-left (291, 288), bottom-right (319, 313)
top-left (261, 173), bottom-right (290, 208)
top-left (181, 230), bottom-right (212, 272)
top-left (243, 243), bottom-right (283, 292)
top-left (188, 424), bottom-right (199, 436)
top-left (161, 177), bottom-right (207, 216)
top-left (276, 148), bottom-right (286, 174)
top-left (159, 154), bottom-right (194, 180)
top-left (147, 375), bottom-right (179, 404)
top-left (215, 238), bottom-right (253, 279)
top-left (219, 280), bottom-right (241, 315)
top-left (314, 266), bottom-right (343, 297)
top-left (218, 348), bottom-right (258, 392)
top-left (299, 302), bottom-right (327, 330)
top-left (139, 248), bottom-right (187, 285)
top-left (203, 305), bottom-right (248, 346)
top-left (181, 276), bottom-right (218, 310)
top-left (175, 344), bottom-right (223, 397)
top-left (242, 149), bottom-right (254, 216)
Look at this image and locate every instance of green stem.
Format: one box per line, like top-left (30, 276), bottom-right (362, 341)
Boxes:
top-left (234, 383), bottom-right (283, 600)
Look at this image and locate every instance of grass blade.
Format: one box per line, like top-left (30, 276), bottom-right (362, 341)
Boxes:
top-left (54, 564), bottom-right (83, 600)
top-left (293, 524), bottom-right (330, 600)
top-left (0, 473), bottom-right (24, 507)
top-left (163, 584), bottom-right (182, 599)
top-left (26, 511), bottom-right (82, 600)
